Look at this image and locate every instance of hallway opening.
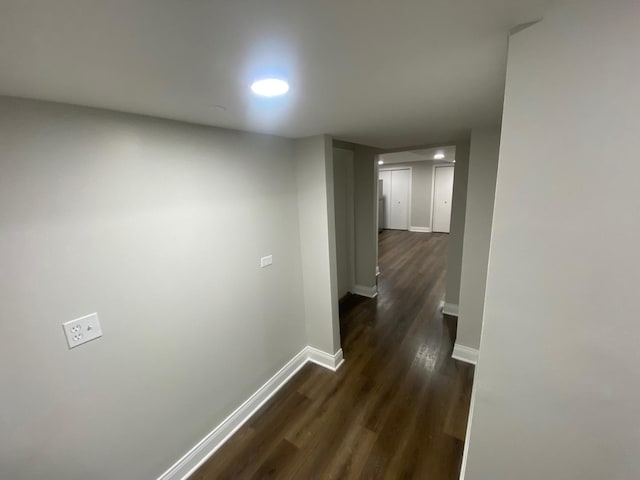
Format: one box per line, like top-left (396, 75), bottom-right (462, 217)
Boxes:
top-left (377, 146), bottom-right (456, 234)
top-left (191, 229), bottom-right (474, 479)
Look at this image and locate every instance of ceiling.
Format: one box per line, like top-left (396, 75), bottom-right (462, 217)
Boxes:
top-left (381, 146), bottom-right (456, 164)
top-left (0, 0), bottom-right (552, 148)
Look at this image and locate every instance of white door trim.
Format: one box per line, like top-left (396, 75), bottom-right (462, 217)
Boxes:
top-left (379, 166), bottom-right (412, 231)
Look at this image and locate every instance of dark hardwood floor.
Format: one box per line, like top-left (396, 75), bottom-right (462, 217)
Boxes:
top-left (191, 230), bottom-right (474, 479)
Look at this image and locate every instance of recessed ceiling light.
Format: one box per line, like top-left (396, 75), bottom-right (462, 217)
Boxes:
top-left (250, 78), bottom-right (290, 97)
top-left (434, 152), bottom-right (445, 160)
top-left (378, 160), bottom-right (384, 165)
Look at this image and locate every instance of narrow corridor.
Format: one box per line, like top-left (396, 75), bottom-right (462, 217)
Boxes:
top-left (193, 230), bottom-right (474, 479)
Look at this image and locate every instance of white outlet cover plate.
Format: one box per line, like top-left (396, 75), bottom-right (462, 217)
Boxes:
top-left (62, 313), bottom-right (103, 349)
top-left (260, 255), bottom-right (273, 268)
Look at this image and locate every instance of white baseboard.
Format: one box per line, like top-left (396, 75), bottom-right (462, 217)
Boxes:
top-left (352, 284), bottom-right (378, 298)
top-left (443, 302), bottom-right (459, 316)
top-left (452, 343), bottom-right (479, 365)
top-left (306, 346), bottom-right (345, 371)
top-left (157, 345), bottom-right (343, 480)
top-left (409, 226), bottom-right (432, 233)
top-left (458, 373), bottom-right (477, 480)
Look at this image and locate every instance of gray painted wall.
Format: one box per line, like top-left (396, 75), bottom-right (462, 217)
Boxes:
top-left (334, 141), bottom-right (380, 290)
top-left (456, 127), bottom-right (500, 350)
top-left (295, 135), bottom-right (341, 354)
top-left (444, 140), bottom-right (470, 307)
top-left (0, 97), bottom-right (316, 480)
top-left (333, 148), bottom-right (355, 298)
top-left (380, 161), bottom-right (434, 230)
top-left (463, 1), bottom-right (640, 478)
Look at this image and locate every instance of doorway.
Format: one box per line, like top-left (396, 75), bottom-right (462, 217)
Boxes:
top-left (377, 146), bottom-right (456, 234)
top-left (376, 146), bottom-right (456, 284)
top-left (378, 167), bottom-right (411, 230)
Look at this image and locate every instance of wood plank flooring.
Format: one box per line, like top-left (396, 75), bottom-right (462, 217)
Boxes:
top-left (191, 230), bottom-right (474, 479)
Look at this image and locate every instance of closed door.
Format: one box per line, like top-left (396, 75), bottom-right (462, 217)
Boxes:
top-left (389, 169), bottom-right (410, 230)
top-left (432, 166), bottom-right (454, 233)
top-left (379, 168), bottom-right (411, 230)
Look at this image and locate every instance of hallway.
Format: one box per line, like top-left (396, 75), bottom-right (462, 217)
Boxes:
top-left (192, 230), bottom-right (474, 479)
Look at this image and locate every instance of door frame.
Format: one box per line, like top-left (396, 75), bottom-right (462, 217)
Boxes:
top-left (431, 164), bottom-right (455, 233)
top-left (334, 147), bottom-right (356, 297)
top-left (346, 155), bottom-right (356, 294)
top-left (379, 166), bottom-right (412, 230)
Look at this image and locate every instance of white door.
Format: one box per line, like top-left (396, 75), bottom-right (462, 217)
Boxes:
top-left (432, 166), bottom-right (454, 233)
top-left (378, 170), bottom-right (392, 229)
top-left (388, 169), bottom-right (410, 230)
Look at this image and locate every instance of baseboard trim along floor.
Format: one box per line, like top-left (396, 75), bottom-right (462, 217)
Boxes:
top-left (443, 302), bottom-right (459, 316)
top-left (452, 343), bottom-right (479, 365)
top-left (306, 346), bottom-right (344, 371)
top-left (156, 346), bottom-right (344, 480)
top-left (352, 284), bottom-right (378, 298)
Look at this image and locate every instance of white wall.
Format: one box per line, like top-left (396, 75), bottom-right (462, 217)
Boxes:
top-left (463, 1), bottom-right (640, 478)
top-left (0, 97), bottom-right (311, 480)
top-left (295, 136), bottom-right (341, 354)
top-left (456, 127), bottom-right (500, 350)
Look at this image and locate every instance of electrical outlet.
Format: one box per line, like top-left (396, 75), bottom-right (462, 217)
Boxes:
top-left (260, 255), bottom-right (273, 268)
top-left (62, 313), bottom-right (102, 349)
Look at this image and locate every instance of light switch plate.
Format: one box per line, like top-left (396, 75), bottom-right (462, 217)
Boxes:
top-left (62, 313), bottom-right (103, 349)
top-left (260, 255), bottom-right (273, 268)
